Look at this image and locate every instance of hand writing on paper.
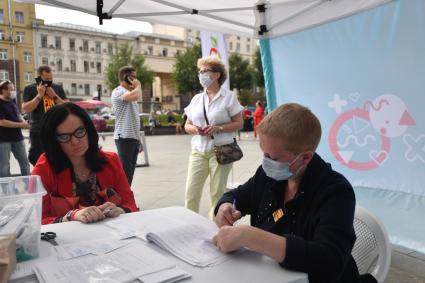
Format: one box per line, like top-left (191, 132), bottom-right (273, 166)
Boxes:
top-left (98, 202), bottom-right (125, 218)
top-left (212, 226), bottom-right (244, 253)
top-left (215, 202), bottom-right (241, 227)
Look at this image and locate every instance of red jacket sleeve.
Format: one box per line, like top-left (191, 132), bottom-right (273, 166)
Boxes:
top-left (107, 152), bottom-right (139, 212)
top-left (32, 154), bottom-right (58, 225)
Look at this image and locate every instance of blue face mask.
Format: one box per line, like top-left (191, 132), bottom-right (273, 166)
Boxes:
top-left (199, 73), bottom-right (214, 88)
top-left (262, 154), bottom-right (303, 181)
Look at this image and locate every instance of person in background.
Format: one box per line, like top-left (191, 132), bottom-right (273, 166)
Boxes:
top-left (184, 56), bottom-right (243, 219)
top-left (111, 66), bottom-right (142, 186)
top-left (213, 103), bottom-right (376, 283)
top-left (22, 65), bottom-right (67, 166)
top-left (0, 80), bottom-right (30, 177)
top-left (253, 100), bottom-right (264, 139)
top-left (33, 103), bottom-right (138, 225)
top-left (167, 111), bottom-right (183, 134)
top-left (148, 111), bottom-right (160, 134)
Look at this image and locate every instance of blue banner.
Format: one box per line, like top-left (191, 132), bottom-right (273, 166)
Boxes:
top-left (261, 0), bottom-right (425, 252)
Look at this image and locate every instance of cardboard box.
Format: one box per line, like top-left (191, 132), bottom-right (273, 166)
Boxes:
top-left (0, 234), bottom-right (16, 283)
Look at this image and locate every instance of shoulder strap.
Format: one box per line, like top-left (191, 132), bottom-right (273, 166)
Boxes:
top-left (202, 95), bottom-right (214, 140)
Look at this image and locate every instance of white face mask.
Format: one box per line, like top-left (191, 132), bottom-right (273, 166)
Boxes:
top-left (262, 154), bottom-right (303, 181)
top-left (9, 91), bottom-right (17, 100)
top-left (199, 73), bottom-right (214, 88)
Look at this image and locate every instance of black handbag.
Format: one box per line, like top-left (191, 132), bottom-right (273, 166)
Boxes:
top-left (203, 96), bottom-right (243, 165)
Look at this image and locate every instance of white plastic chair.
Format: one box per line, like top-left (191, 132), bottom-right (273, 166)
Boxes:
top-left (352, 206), bottom-right (391, 283)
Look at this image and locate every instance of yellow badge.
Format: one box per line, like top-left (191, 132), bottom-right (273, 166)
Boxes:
top-left (272, 208), bottom-right (284, 222)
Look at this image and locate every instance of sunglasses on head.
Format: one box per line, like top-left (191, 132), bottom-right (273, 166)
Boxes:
top-left (56, 126), bottom-right (87, 143)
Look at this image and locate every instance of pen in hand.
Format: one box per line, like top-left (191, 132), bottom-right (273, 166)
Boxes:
top-left (232, 199), bottom-right (237, 212)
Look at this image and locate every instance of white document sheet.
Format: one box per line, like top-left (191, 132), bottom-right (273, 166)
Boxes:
top-left (34, 243), bottom-right (177, 283)
top-left (146, 223), bottom-right (231, 267)
top-left (54, 237), bottom-right (125, 260)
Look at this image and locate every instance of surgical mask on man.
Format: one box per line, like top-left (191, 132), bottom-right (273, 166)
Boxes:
top-left (262, 154), bottom-right (303, 181)
top-left (199, 73), bottom-right (214, 88)
top-left (9, 91), bottom-right (17, 100)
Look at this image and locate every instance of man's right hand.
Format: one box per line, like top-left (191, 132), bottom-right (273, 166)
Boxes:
top-left (21, 120), bottom-right (29, 129)
top-left (36, 84), bottom-right (46, 98)
top-left (215, 202), bottom-right (242, 227)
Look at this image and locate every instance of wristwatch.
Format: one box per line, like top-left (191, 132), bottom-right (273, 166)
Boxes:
top-left (219, 126), bottom-right (224, 133)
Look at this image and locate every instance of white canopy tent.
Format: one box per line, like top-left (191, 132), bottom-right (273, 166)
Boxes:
top-left (23, 0), bottom-right (389, 39)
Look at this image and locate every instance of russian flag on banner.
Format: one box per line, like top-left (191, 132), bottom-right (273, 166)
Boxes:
top-left (200, 31), bottom-right (230, 90)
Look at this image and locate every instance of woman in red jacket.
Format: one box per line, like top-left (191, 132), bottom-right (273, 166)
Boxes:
top-left (32, 102), bottom-right (138, 224)
top-left (253, 101), bottom-right (264, 139)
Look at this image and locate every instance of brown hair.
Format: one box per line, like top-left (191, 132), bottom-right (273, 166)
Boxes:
top-left (257, 103), bottom-right (322, 153)
top-left (197, 56), bottom-right (227, 86)
top-left (37, 65), bottom-right (52, 76)
top-left (0, 80), bottom-right (11, 93)
top-left (118, 66), bottom-right (136, 82)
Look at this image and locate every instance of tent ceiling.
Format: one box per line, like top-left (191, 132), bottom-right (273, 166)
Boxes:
top-left (25, 0), bottom-right (391, 38)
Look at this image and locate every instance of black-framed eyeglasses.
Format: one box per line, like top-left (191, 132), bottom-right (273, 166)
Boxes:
top-left (198, 69), bottom-right (214, 74)
top-left (56, 126), bottom-right (87, 143)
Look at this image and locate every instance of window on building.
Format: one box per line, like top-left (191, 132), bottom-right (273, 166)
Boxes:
top-left (71, 83), bottom-right (77, 95)
top-left (148, 46), bottom-right (153, 55)
top-left (0, 10), bottom-right (4, 24)
top-left (162, 48), bottom-right (168, 57)
top-left (176, 50), bottom-right (181, 56)
top-left (95, 42), bottom-right (101, 54)
top-left (246, 44), bottom-right (250, 53)
top-left (84, 84), bottom-right (90, 96)
top-left (96, 62), bottom-right (101, 74)
top-left (0, 30), bottom-right (5, 40)
top-left (16, 32), bottom-right (24, 43)
top-left (70, 60), bottom-right (76, 72)
top-left (69, 38), bottom-right (75, 51)
top-left (107, 43), bottom-right (113, 55)
top-left (236, 43), bottom-right (240, 53)
top-left (41, 34), bottom-right (47, 48)
top-left (15, 12), bottom-right (24, 24)
top-left (24, 72), bottom-right (32, 82)
top-left (83, 40), bottom-right (89, 52)
top-left (41, 57), bottom-right (48, 65)
top-left (0, 49), bottom-right (7, 60)
top-left (84, 61), bottom-right (89, 73)
top-left (90, 62), bottom-right (94, 68)
top-left (56, 58), bottom-right (62, 71)
top-left (236, 36), bottom-right (240, 40)
top-left (0, 70), bottom-right (8, 80)
top-left (24, 52), bottom-right (32, 63)
top-left (55, 36), bottom-right (61, 49)
top-left (247, 38), bottom-right (251, 42)
top-left (229, 42), bottom-right (233, 51)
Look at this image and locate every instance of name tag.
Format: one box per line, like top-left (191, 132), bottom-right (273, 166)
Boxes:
top-left (272, 208), bottom-right (284, 222)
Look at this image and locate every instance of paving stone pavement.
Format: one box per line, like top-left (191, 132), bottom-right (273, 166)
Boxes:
top-left (10, 132), bottom-right (425, 282)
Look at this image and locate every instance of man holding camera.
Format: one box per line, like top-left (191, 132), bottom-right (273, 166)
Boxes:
top-left (111, 66), bottom-right (142, 186)
top-left (22, 65), bottom-right (67, 165)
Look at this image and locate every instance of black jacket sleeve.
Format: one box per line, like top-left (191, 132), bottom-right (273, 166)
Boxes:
top-left (214, 166), bottom-right (264, 216)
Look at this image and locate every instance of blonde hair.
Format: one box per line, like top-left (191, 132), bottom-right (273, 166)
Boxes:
top-left (257, 103), bottom-right (322, 153)
top-left (197, 56), bottom-right (227, 86)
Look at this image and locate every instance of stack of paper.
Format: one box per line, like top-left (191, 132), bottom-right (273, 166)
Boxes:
top-left (33, 243), bottom-right (191, 283)
top-left (146, 223), bottom-right (230, 267)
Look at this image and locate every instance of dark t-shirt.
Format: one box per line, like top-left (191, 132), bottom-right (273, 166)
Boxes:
top-left (23, 83), bottom-right (66, 132)
top-left (167, 115), bottom-right (177, 124)
top-left (0, 99), bottom-right (24, 142)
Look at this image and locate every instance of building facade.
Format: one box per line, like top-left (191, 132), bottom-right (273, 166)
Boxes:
top-left (33, 22), bottom-right (188, 111)
top-left (0, 1), bottom-right (36, 105)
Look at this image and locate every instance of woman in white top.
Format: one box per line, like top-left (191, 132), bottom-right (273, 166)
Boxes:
top-left (184, 56), bottom-right (243, 219)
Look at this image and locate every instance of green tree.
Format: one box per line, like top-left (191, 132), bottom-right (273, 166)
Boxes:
top-left (254, 48), bottom-right (264, 88)
top-left (105, 43), bottom-right (154, 91)
top-left (172, 44), bottom-right (202, 95)
top-left (229, 53), bottom-right (254, 91)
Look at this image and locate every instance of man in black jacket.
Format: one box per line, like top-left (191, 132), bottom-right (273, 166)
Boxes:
top-left (213, 103), bottom-right (376, 283)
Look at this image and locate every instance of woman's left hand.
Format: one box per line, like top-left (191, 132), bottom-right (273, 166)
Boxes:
top-left (203, 125), bottom-right (219, 135)
top-left (212, 226), bottom-right (245, 253)
top-left (97, 202), bottom-right (125, 218)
